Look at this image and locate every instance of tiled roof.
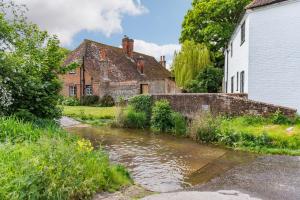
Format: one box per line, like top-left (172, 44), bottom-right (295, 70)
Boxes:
top-left (246, 0), bottom-right (288, 9)
top-left (64, 39), bottom-right (172, 82)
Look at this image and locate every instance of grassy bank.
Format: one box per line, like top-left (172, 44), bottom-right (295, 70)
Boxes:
top-left (191, 113), bottom-right (300, 155)
top-left (0, 117), bottom-right (132, 200)
top-left (63, 106), bottom-right (116, 126)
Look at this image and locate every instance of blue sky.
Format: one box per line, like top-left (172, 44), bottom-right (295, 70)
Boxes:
top-left (71, 0), bottom-right (192, 49)
top-left (17, 0), bottom-right (192, 66)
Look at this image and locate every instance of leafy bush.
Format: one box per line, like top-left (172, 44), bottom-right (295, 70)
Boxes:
top-left (129, 95), bottom-right (152, 120)
top-left (124, 108), bottom-right (147, 129)
top-left (189, 112), bottom-right (221, 143)
top-left (171, 112), bottom-right (187, 136)
top-left (80, 95), bottom-right (100, 106)
top-left (100, 95), bottom-right (115, 107)
top-left (14, 109), bottom-right (38, 122)
top-left (61, 97), bottom-right (80, 106)
top-left (186, 65), bottom-right (223, 93)
top-left (0, 138), bottom-right (132, 200)
top-left (271, 111), bottom-right (291, 125)
top-left (151, 100), bottom-right (173, 132)
top-left (0, 3), bottom-right (76, 119)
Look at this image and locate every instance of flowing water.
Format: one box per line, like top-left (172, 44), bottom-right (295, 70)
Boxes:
top-left (68, 126), bottom-right (256, 192)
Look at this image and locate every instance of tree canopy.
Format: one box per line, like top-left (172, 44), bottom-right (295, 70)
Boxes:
top-left (172, 41), bottom-right (211, 88)
top-left (0, 1), bottom-right (76, 119)
top-left (180, 0), bottom-right (251, 67)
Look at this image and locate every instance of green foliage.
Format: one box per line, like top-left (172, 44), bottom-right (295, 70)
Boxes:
top-left (0, 117), bottom-right (66, 144)
top-left (129, 95), bottom-right (152, 120)
top-left (189, 112), bottom-right (221, 143)
top-left (271, 111), bottom-right (292, 125)
top-left (124, 108), bottom-right (148, 129)
top-left (0, 117), bottom-right (132, 199)
top-left (0, 2), bottom-right (77, 119)
top-left (186, 65), bottom-right (223, 93)
top-left (0, 139), bottom-right (132, 200)
top-left (61, 97), bottom-right (80, 106)
top-left (171, 112), bottom-right (187, 136)
top-left (172, 41), bottom-right (211, 88)
top-left (99, 95), bottom-right (115, 107)
top-left (191, 114), bottom-right (300, 155)
top-left (151, 100), bottom-right (173, 132)
top-left (80, 95), bottom-right (100, 106)
top-left (180, 0), bottom-right (251, 67)
top-left (14, 109), bottom-right (37, 122)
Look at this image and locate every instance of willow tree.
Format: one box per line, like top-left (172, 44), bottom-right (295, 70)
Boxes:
top-left (172, 41), bottom-right (211, 88)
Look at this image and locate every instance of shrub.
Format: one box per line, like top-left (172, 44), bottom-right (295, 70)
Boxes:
top-left (14, 109), bottom-right (37, 122)
top-left (124, 108), bottom-right (147, 129)
top-left (189, 112), bottom-right (221, 143)
top-left (61, 97), bottom-right (80, 106)
top-left (151, 100), bottom-right (173, 132)
top-left (100, 95), bottom-right (115, 107)
top-left (80, 95), bottom-right (100, 106)
top-left (171, 112), bottom-right (187, 136)
top-left (271, 111), bottom-right (292, 125)
top-left (129, 95), bottom-right (152, 120)
top-left (0, 138), bottom-right (132, 200)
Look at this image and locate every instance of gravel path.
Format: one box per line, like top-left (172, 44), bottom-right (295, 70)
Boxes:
top-left (59, 116), bottom-right (81, 128)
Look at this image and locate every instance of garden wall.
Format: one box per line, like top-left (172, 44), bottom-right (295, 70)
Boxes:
top-left (151, 94), bottom-right (297, 118)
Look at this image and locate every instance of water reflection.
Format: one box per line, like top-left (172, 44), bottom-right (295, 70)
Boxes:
top-left (68, 126), bottom-right (255, 192)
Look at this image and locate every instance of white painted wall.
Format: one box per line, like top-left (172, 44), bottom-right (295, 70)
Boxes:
top-left (224, 15), bottom-right (250, 93)
top-left (248, 0), bottom-right (300, 112)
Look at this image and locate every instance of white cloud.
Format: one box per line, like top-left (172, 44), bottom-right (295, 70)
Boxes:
top-left (134, 39), bottom-right (181, 68)
top-left (14, 0), bottom-right (148, 45)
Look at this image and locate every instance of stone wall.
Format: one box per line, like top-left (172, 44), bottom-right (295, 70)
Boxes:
top-left (152, 94), bottom-right (297, 118)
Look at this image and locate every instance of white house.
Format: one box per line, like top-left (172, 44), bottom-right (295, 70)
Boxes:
top-left (224, 0), bottom-right (300, 112)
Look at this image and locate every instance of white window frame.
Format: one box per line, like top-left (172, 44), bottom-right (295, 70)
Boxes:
top-left (69, 85), bottom-right (76, 97)
top-left (85, 85), bottom-right (93, 96)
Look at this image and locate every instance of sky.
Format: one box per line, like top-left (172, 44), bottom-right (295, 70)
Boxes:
top-left (15, 0), bottom-right (192, 67)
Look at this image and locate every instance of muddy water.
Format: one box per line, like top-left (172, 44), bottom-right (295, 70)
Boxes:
top-left (68, 126), bottom-right (256, 192)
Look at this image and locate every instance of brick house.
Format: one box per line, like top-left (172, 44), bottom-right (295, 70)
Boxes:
top-left (60, 36), bottom-right (178, 100)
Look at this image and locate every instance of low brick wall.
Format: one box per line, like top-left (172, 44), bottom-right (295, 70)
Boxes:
top-left (151, 94), bottom-right (297, 118)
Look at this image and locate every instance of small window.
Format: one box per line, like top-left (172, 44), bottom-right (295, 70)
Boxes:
top-left (230, 42), bottom-right (233, 57)
top-left (236, 72), bottom-right (239, 91)
top-left (231, 76), bottom-right (234, 93)
top-left (85, 85), bottom-right (93, 96)
top-left (69, 85), bottom-right (77, 97)
top-left (240, 71), bottom-right (245, 93)
top-left (241, 21), bottom-right (246, 45)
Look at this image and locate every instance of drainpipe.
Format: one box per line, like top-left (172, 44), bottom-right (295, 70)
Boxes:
top-left (226, 48), bottom-right (229, 93)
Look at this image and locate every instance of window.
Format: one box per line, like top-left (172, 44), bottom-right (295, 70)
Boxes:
top-left (231, 76), bottom-right (234, 93)
top-left (85, 85), bottom-right (93, 96)
top-left (69, 85), bottom-right (77, 97)
top-left (241, 21), bottom-right (246, 45)
top-left (240, 71), bottom-right (245, 93)
top-left (230, 42), bottom-right (233, 57)
top-left (236, 72), bottom-right (239, 91)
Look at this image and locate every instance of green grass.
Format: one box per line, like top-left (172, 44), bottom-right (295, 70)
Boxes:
top-left (0, 117), bottom-right (132, 200)
top-left (63, 106), bottom-right (116, 120)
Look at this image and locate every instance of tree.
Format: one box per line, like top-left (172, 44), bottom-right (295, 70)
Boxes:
top-left (186, 65), bottom-right (223, 93)
top-left (0, 1), bottom-right (76, 119)
top-left (180, 0), bottom-right (251, 67)
top-left (172, 40), bottom-right (211, 88)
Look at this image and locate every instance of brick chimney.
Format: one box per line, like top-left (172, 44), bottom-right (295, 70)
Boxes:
top-left (99, 48), bottom-right (107, 61)
top-left (122, 35), bottom-right (134, 58)
top-left (137, 56), bottom-right (145, 74)
top-left (159, 56), bottom-right (166, 68)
